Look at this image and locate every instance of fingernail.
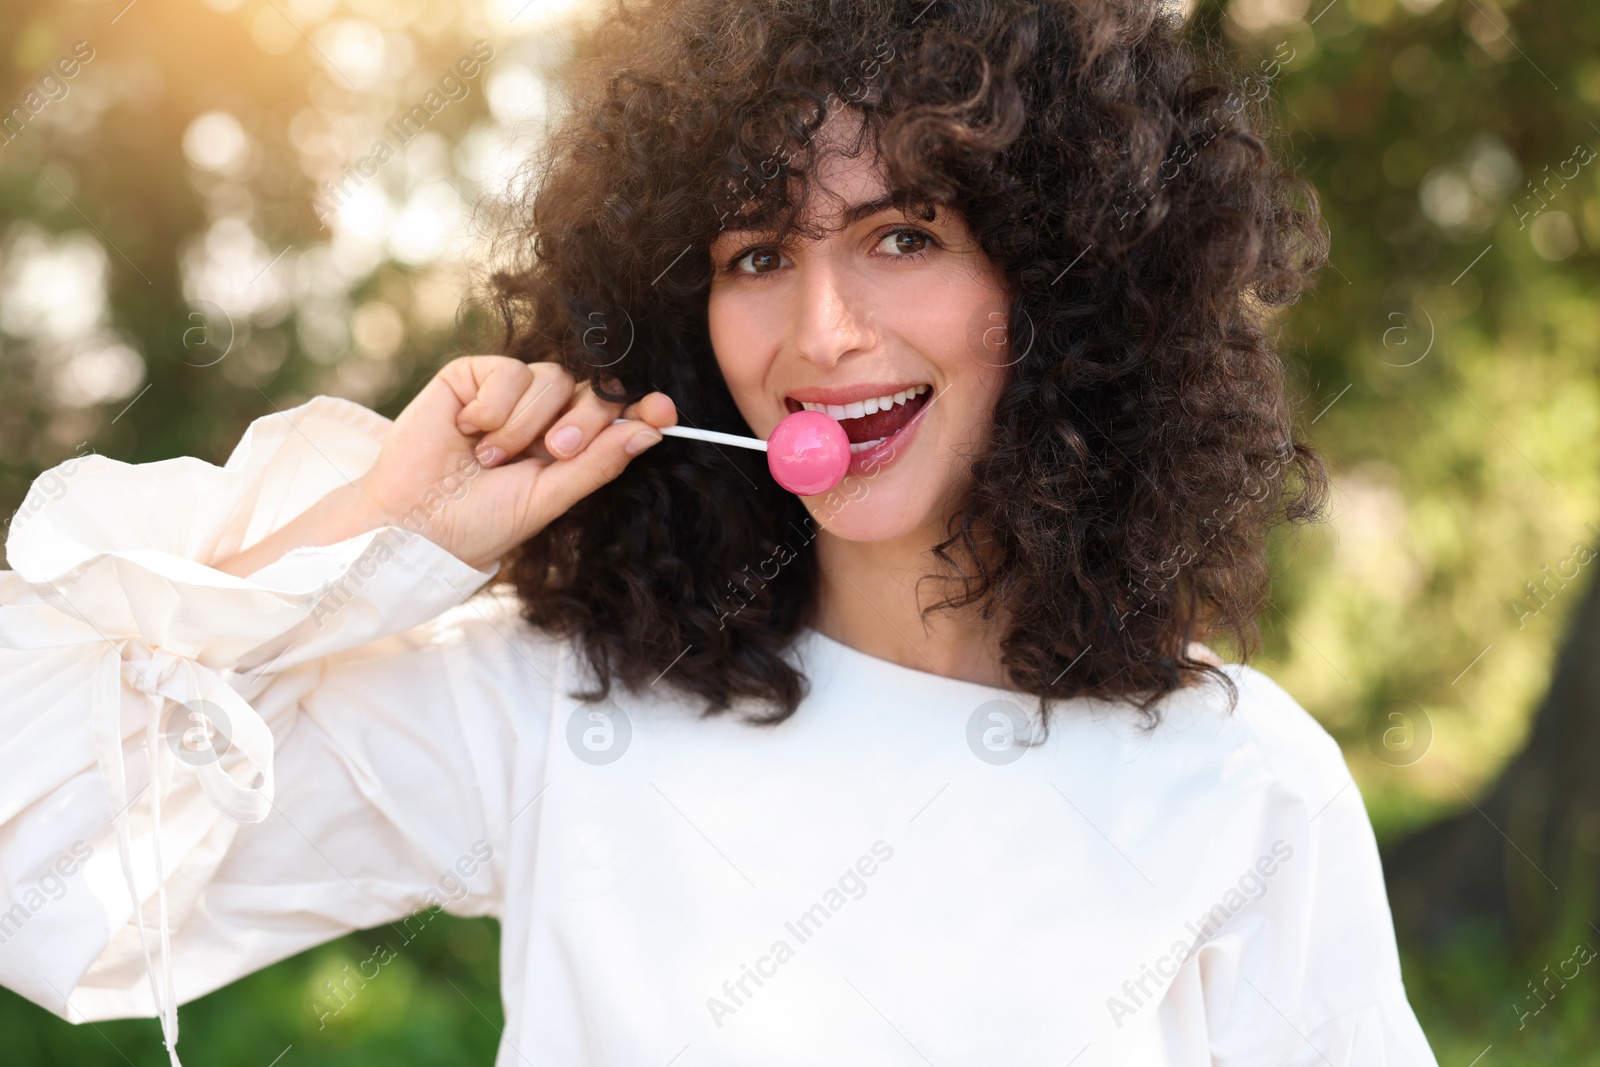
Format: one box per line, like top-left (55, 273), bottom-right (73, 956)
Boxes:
top-left (475, 445), bottom-right (503, 468)
top-left (550, 425), bottom-right (583, 456)
top-left (625, 429), bottom-right (662, 456)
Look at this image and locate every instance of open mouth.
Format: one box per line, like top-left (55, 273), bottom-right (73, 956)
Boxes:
top-left (783, 384), bottom-right (932, 455)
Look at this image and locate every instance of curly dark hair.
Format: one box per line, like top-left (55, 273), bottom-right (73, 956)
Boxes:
top-left (492, 0), bottom-right (1330, 728)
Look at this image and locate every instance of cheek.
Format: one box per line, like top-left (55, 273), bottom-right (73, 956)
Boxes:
top-left (883, 279), bottom-right (1004, 460)
top-left (948, 364), bottom-right (1009, 460)
top-left (707, 291), bottom-right (775, 420)
top-left (891, 260), bottom-right (1011, 374)
top-left (898, 304), bottom-right (1011, 429)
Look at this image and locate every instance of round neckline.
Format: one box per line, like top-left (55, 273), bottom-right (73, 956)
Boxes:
top-left (796, 623), bottom-right (1041, 703)
top-left (794, 624), bottom-right (1240, 714)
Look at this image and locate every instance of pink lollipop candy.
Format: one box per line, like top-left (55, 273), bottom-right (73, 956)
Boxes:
top-left (610, 408), bottom-right (852, 496)
top-left (765, 409), bottom-right (851, 496)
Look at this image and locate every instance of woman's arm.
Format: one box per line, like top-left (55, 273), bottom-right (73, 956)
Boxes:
top-left (213, 479), bottom-right (384, 578)
top-left (210, 356), bottom-right (676, 578)
top-left (1181, 670), bottom-right (1441, 1066)
top-left (0, 390), bottom-right (560, 1064)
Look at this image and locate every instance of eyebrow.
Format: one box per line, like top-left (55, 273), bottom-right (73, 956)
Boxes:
top-left (839, 193), bottom-right (903, 226)
top-left (717, 193), bottom-right (935, 240)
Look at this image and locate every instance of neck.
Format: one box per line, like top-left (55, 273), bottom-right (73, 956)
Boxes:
top-left (810, 524), bottom-right (1012, 690)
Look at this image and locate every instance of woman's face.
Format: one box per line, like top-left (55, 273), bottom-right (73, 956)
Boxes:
top-left (706, 110), bottom-right (1014, 544)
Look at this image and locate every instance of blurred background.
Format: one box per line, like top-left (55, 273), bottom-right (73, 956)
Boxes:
top-left (2, 0), bottom-right (1599, 1062)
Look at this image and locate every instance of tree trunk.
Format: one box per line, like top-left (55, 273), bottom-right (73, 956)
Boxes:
top-left (1383, 561), bottom-right (1600, 954)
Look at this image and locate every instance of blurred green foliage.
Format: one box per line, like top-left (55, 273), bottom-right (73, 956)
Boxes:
top-left (0, 914), bottom-right (505, 1065)
top-left (3, 0), bottom-right (1600, 1060)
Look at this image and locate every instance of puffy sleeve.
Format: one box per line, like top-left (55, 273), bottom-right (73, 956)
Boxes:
top-left (0, 396), bottom-right (532, 1067)
top-left (1177, 669), bottom-right (1442, 1066)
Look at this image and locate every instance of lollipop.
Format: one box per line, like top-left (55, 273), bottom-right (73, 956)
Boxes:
top-left (609, 409), bottom-right (851, 495)
top-left (764, 409), bottom-right (854, 494)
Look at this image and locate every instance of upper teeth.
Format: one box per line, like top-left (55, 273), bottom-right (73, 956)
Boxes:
top-left (797, 383), bottom-right (929, 421)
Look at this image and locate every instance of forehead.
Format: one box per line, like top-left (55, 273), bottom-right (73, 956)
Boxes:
top-left (793, 132), bottom-right (891, 223)
top-left (709, 105), bottom-right (917, 243)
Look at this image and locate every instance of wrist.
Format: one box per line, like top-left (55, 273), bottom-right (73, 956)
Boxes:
top-left (347, 476), bottom-right (489, 570)
top-left (213, 480), bottom-right (391, 578)
top-left (330, 478), bottom-right (401, 543)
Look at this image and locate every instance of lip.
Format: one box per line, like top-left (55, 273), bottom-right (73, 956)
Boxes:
top-left (784, 380), bottom-right (932, 407)
top-left (846, 386), bottom-right (937, 478)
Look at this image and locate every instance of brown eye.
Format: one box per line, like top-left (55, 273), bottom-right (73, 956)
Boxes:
top-left (736, 247), bottom-right (787, 275)
top-left (877, 227), bottom-right (934, 257)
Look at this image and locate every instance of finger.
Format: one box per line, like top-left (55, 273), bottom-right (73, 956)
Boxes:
top-left (519, 418), bottom-right (664, 523)
top-left (401, 356), bottom-right (515, 438)
top-left (450, 359), bottom-right (546, 436)
top-left (618, 391), bottom-right (679, 430)
top-left (545, 388), bottom-right (680, 460)
top-left (540, 380), bottom-right (627, 460)
top-left (472, 366), bottom-right (578, 466)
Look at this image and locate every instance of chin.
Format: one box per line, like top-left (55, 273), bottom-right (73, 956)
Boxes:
top-left (799, 459), bottom-right (956, 544)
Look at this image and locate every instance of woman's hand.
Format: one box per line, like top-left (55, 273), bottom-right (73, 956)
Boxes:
top-left (359, 356), bottom-right (676, 570)
top-left (215, 357), bottom-right (675, 577)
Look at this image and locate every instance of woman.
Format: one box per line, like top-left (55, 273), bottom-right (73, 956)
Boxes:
top-left (0, 0), bottom-right (1439, 1063)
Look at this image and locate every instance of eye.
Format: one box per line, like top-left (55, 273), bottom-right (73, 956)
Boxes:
top-left (722, 245), bottom-right (790, 277)
top-left (875, 226), bottom-right (937, 259)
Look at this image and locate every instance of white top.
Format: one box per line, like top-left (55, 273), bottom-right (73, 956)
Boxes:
top-left (0, 395), bottom-right (1441, 1067)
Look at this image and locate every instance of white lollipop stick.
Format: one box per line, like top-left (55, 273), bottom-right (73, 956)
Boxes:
top-left (608, 409), bottom-right (852, 495)
top-left (609, 418), bottom-right (767, 452)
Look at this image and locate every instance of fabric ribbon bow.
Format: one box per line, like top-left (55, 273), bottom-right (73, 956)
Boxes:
top-left (0, 599), bottom-right (276, 1067)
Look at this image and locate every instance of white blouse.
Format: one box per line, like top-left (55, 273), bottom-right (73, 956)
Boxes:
top-left (0, 395), bottom-right (1440, 1067)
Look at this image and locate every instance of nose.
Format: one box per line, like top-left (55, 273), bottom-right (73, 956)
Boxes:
top-left (787, 248), bottom-right (875, 369)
